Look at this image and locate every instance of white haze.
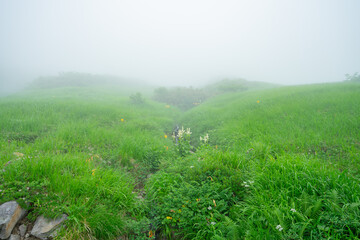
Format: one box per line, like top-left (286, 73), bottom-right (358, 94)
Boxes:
top-left (0, 0), bottom-right (359, 93)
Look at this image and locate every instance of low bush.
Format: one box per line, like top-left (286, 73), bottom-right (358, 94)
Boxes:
top-left (153, 87), bottom-right (208, 110)
top-left (130, 92), bottom-right (146, 105)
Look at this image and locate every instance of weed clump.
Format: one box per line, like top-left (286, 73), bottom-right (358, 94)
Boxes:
top-left (129, 92), bottom-right (145, 105)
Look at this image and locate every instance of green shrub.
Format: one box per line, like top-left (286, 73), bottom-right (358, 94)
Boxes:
top-left (153, 87), bottom-right (208, 110)
top-left (130, 92), bottom-right (146, 105)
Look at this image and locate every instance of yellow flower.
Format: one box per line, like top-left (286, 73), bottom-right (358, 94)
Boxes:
top-left (13, 152), bottom-right (24, 157)
top-left (92, 169), bottom-right (96, 176)
top-left (121, 118), bottom-right (124, 122)
top-left (196, 198), bottom-right (200, 202)
top-left (165, 105), bottom-right (170, 108)
top-left (164, 135), bottom-right (167, 139)
top-left (166, 216), bottom-right (172, 220)
top-left (86, 156), bottom-right (93, 163)
top-left (257, 100), bottom-right (260, 103)
top-left (182, 205), bottom-right (185, 208)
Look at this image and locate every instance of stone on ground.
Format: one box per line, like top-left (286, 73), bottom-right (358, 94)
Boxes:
top-left (9, 234), bottom-right (20, 240)
top-left (0, 201), bottom-right (27, 239)
top-left (30, 214), bottom-right (67, 240)
top-left (19, 224), bottom-right (27, 237)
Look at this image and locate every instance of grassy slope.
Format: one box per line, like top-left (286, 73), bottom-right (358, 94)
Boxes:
top-left (182, 82), bottom-right (360, 171)
top-left (1, 81), bottom-right (359, 239)
top-left (0, 87), bottom-right (180, 239)
top-left (149, 82), bottom-right (360, 239)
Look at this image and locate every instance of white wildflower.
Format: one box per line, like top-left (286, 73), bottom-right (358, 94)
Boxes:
top-left (190, 166), bottom-right (194, 168)
top-left (244, 185), bottom-right (250, 188)
top-left (211, 222), bottom-right (216, 225)
top-left (276, 225), bottom-right (283, 231)
top-left (186, 128), bottom-right (192, 135)
top-left (200, 133), bottom-right (209, 143)
top-left (208, 206), bottom-right (212, 210)
top-left (290, 208), bottom-right (296, 212)
top-left (178, 127), bottom-right (185, 139)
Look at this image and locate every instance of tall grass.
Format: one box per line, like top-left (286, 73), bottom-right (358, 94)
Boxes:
top-left (181, 82), bottom-right (360, 172)
top-left (0, 87), bottom-right (179, 239)
top-left (148, 82), bottom-right (360, 239)
top-left (1, 82), bottom-right (359, 239)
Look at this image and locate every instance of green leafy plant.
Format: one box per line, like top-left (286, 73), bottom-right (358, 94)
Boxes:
top-left (172, 126), bottom-right (193, 157)
top-left (130, 92), bottom-right (146, 105)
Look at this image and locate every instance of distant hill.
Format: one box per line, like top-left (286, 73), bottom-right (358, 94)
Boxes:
top-left (28, 72), bottom-right (145, 89)
top-left (202, 78), bottom-right (279, 95)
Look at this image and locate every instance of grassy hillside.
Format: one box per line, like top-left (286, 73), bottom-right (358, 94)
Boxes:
top-left (181, 82), bottom-right (360, 170)
top-left (0, 87), bottom-right (180, 239)
top-left (149, 82), bottom-right (360, 239)
top-left (1, 81), bottom-right (359, 239)
top-left (158, 83), bottom-right (360, 239)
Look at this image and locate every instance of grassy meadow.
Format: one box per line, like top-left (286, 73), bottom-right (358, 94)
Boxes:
top-left (0, 80), bottom-right (359, 239)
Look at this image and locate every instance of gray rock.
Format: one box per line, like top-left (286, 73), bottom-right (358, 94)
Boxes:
top-left (19, 224), bottom-right (27, 237)
top-left (0, 201), bottom-right (27, 239)
top-left (30, 214), bottom-right (67, 240)
top-left (9, 234), bottom-right (20, 240)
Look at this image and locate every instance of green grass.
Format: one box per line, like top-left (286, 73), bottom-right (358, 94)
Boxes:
top-left (169, 82), bottom-right (359, 239)
top-left (181, 82), bottom-right (360, 171)
top-left (0, 87), bottom-right (179, 239)
top-left (1, 81), bottom-right (359, 239)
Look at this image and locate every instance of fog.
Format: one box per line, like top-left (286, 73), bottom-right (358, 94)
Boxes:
top-left (1, 0), bottom-right (359, 94)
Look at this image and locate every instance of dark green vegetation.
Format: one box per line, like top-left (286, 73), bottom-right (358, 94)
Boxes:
top-left (153, 78), bottom-right (277, 110)
top-left (1, 79), bottom-right (359, 239)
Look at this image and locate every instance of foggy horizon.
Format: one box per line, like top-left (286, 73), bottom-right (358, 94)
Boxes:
top-left (1, 0), bottom-right (360, 93)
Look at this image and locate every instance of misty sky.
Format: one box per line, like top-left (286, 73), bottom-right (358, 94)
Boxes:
top-left (1, 0), bottom-right (359, 87)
